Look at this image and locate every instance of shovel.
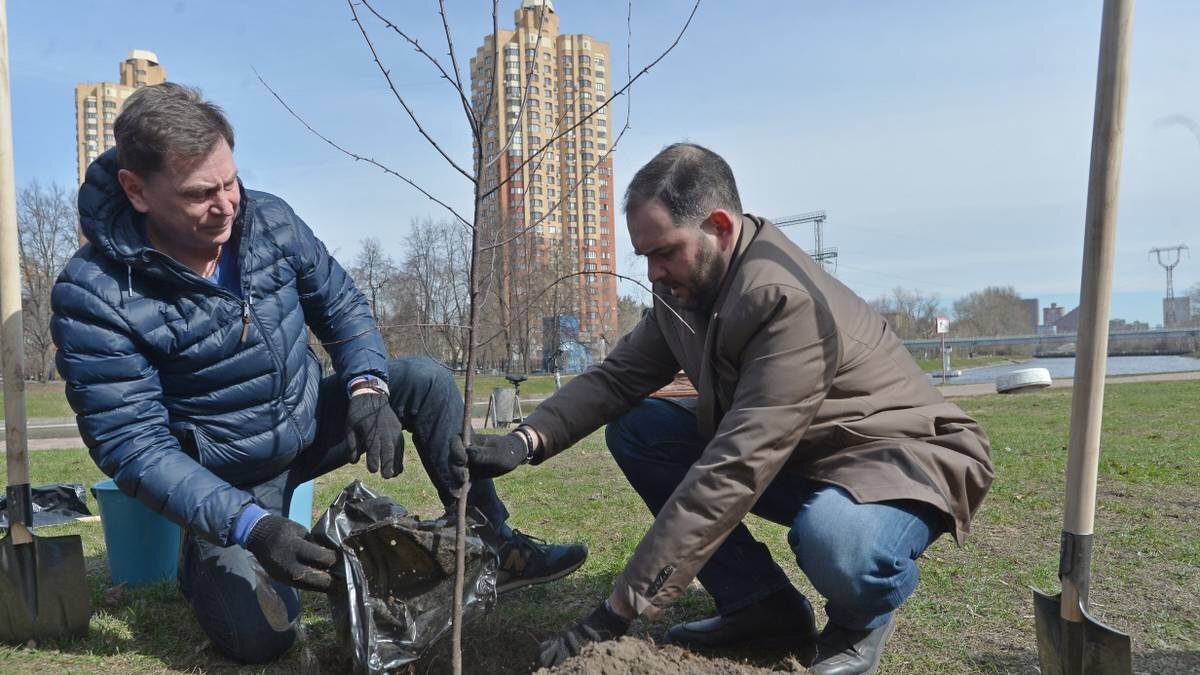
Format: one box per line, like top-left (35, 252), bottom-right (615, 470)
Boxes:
top-left (0, 1), bottom-right (91, 643)
top-left (1032, 1), bottom-right (1134, 673)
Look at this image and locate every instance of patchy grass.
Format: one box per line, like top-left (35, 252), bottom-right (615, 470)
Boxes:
top-left (914, 354), bottom-right (1029, 372)
top-left (455, 373), bottom-right (575, 399)
top-left (0, 381), bottom-right (74, 418)
top-left (0, 381), bottom-right (1196, 673)
top-left (6, 378), bottom-right (571, 422)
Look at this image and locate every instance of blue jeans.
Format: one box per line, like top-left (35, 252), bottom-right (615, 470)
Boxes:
top-left (179, 355), bottom-right (511, 663)
top-left (606, 398), bottom-right (946, 631)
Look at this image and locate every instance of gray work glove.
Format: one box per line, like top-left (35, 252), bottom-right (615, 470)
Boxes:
top-left (537, 600), bottom-right (632, 668)
top-left (345, 392), bottom-right (405, 479)
top-left (244, 514), bottom-right (338, 593)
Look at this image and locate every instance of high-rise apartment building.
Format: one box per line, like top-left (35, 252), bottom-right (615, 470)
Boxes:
top-left (75, 49), bottom-right (166, 184)
top-left (470, 0), bottom-right (618, 365)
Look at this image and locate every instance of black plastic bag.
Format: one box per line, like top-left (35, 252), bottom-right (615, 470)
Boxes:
top-left (311, 481), bottom-right (499, 674)
top-left (0, 483), bottom-right (92, 528)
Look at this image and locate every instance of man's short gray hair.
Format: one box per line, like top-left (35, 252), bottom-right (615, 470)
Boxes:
top-left (114, 82), bottom-right (235, 175)
top-left (623, 143), bottom-right (742, 226)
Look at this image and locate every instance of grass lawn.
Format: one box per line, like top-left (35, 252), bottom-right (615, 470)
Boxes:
top-left (3, 378), bottom-right (570, 422)
top-left (0, 381), bottom-right (75, 419)
top-left (455, 373), bottom-right (575, 399)
top-left (0, 380), bottom-right (1196, 673)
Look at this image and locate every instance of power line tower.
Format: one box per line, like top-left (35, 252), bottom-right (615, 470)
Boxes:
top-left (775, 210), bottom-right (837, 273)
top-left (1149, 244), bottom-right (1189, 326)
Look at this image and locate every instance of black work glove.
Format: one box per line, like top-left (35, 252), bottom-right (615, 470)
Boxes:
top-left (345, 392), bottom-right (405, 479)
top-left (448, 434), bottom-right (470, 490)
top-left (457, 432), bottom-right (528, 481)
top-left (537, 600), bottom-right (632, 668)
top-left (244, 514), bottom-right (338, 593)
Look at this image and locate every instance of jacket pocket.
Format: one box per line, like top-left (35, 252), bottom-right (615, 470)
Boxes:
top-left (833, 408), bottom-right (938, 446)
top-left (170, 422), bottom-right (204, 461)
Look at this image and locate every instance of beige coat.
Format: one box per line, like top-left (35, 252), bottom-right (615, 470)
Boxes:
top-left (524, 215), bottom-right (993, 619)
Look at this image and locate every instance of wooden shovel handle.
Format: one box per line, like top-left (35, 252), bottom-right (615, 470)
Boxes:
top-left (1, 0), bottom-right (31, 489)
top-left (1062, 0), bottom-right (1135, 619)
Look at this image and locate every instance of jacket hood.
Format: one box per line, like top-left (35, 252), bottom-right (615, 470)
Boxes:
top-left (78, 148), bottom-right (147, 265)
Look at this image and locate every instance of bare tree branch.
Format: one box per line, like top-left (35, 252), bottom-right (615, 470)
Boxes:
top-left (480, 0), bottom-right (701, 201)
top-left (481, 3), bottom-right (502, 143)
top-left (480, 122), bottom-right (628, 252)
top-left (453, 4), bottom-right (501, 666)
top-left (484, 0), bottom-right (550, 170)
top-left (477, 270), bottom-right (696, 350)
top-left (479, 0), bottom-right (637, 252)
top-left (254, 68), bottom-right (474, 230)
top-left (626, 0), bottom-right (633, 121)
top-left (355, 0), bottom-right (478, 138)
top-left (347, 0), bottom-right (476, 182)
top-left (437, 0), bottom-right (473, 132)
top-left (276, 3), bottom-right (705, 668)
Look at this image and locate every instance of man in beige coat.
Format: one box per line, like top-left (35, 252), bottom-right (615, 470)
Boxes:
top-left (459, 143), bottom-right (994, 674)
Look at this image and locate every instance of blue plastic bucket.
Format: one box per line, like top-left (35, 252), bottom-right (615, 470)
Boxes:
top-left (287, 480), bottom-right (315, 527)
top-left (92, 478), bottom-right (316, 586)
top-left (92, 479), bottom-right (182, 586)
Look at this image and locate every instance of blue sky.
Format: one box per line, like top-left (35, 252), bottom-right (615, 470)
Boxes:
top-left (8, 1), bottom-right (1200, 326)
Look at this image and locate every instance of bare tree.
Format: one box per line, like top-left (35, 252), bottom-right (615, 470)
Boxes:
top-left (953, 286), bottom-right (1031, 337)
top-left (259, 1), bottom-right (701, 669)
top-left (617, 293), bottom-right (648, 338)
top-left (350, 237), bottom-right (399, 323)
top-left (870, 286), bottom-right (941, 340)
top-left (398, 217), bottom-right (473, 366)
top-left (18, 182), bottom-right (78, 381)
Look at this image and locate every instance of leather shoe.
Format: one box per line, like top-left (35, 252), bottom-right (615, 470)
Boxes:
top-left (665, 587), bottom-right (818, 662)
top-left (809, 616), bottom-right (897, 675)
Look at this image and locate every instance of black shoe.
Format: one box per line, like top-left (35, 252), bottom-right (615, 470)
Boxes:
top-left (809, 616), bottom-right (897, 675)
top-left (496, 530), bottom-right (588, 594)
top-left (665, 587), bottom-right (818, 662)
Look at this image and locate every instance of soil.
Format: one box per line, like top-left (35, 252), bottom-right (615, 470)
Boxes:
top-left (539, 637), bottom-right (806, 674)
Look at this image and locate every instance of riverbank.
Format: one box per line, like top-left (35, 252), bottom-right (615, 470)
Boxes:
top-left (937, 368), bottom-right (1200, 398)
top-left (933, 353), bottom-right (1200, 386)
top-left (8, 369), bottom-right (1200, 453)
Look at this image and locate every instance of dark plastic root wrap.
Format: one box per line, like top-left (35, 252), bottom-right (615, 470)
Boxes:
top-left (0, 483), bottom-right (92, 528)
top-left (311, 481), bottom-right (498, 674)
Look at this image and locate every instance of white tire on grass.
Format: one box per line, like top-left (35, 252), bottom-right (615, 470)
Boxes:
top-left (995, 367), bottom-right (1053, 394)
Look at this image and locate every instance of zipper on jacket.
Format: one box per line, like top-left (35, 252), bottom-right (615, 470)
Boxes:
top-left (239, 300), bottom-right (251, 344)
top-left (140, 197), bottom-right (304, 441)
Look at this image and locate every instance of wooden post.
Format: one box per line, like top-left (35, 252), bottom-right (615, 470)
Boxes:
top-left (940, 333), bottom-right (947, 385)
top-left (1060, 0), bottom-right (1134, 622)
top-left (0, 0), bottom-right (33, 505)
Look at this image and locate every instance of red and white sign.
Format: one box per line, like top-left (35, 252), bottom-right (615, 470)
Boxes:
top-left (936, 316), bottom-right (950, 334)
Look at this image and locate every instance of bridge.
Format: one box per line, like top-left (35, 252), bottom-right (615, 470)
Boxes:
top-left (903, 327), bottom-right (1200, 352)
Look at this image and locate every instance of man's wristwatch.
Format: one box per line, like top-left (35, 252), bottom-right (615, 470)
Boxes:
top-left (513, 426), bottom-right (537, 464)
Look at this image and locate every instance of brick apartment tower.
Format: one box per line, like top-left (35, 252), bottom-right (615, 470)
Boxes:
top-left (470, 0), bottom-right (618, 368)
top-left (75, 49), bottom-right (166, 185)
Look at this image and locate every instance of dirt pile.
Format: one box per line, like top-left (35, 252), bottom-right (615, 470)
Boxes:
top-left (539, 637), bottom-right (806, 674)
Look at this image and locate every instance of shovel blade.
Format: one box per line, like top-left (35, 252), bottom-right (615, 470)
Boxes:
top-left (0, 530), bottom-right (91, 643)
top-left (1033, 588), bottom-right (1133, 675)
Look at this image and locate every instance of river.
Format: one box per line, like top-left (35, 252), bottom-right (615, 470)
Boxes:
top-left (931, 354), bottom-right (1200, 386)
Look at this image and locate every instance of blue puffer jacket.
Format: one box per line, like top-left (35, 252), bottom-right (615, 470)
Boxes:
top-left (52, 149), bottom-right (388, 545)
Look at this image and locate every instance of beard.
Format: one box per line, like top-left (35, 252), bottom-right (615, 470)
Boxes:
top-left (678, 235), bottom-right (725, 312)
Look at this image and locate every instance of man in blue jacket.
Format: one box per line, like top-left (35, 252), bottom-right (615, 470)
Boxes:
top-left (51, 83), bottom-right (585, 663)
